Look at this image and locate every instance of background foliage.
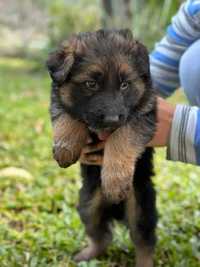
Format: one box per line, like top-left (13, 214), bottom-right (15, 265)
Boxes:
top-left (0, 1), bottom-right (199, 267)
top-left (48, 0), bottom-right (101, 47)
top-left (0, 0), bottom-right (182, 58)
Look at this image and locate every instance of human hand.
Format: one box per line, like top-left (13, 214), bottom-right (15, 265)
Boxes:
top-left (148, 97), bottom-right (175, 147)
top-left (79, 138), bottom-right (105, 165)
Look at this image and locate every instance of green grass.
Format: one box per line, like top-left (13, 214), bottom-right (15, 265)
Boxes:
top-left (0, 58), bottom-right (200, 267)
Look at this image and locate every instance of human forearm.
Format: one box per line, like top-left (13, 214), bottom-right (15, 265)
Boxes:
top-left (150, 97), bottom-right (200, 165)
top-left (167, 104), bottom-right (200, 165)
top-left (148, 97), bottom-right (175, 147)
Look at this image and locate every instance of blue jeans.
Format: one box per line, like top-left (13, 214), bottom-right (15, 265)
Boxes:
top-left (180, 39), bottom-right (200, 106)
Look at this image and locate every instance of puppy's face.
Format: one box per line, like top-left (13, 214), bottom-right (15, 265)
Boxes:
top-left (47, 30), bottom-right (151, 137)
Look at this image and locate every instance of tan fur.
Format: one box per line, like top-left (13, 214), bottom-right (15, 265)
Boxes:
top-left (135, 246), bottom-right (154, 267)
top-left (72, 64), bottom-right (104, 83)
top-left (119, 62), bottom-right (134, 77)
top-left (125, 188), bottom-right (137, 234)
top-left (59, 85), bottom-right (73, 106)
top-left (135, 78), bottom-right (146, 97)
top-left (88, 189), bottom-right (103, 226)
top-left (62, 36), bottom-right (88, 56)
top-left (126, 191), bottom-right (154, 267)
top-left (53, 113), bottom-right (88, 167)
top-left (74, 189), bottom-right (110, 262)
top-left (74, 239), bottom-right (108, 262)
top-left (119, 62), bottom-right (145, 96)
top-left (101, 125), bottom-right (144, 202)
top-left (126, 188), bottom-right (155, 267)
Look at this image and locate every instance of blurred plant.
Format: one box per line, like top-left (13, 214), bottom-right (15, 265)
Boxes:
top-left (0, 0), bottom-right (183, 62)
top-left (101, 0), bottom-right (133, 29)
top-left (133, 0), bottom-right (182, 49)
top-left (47, 0), bottom-right (101, 48)
top-left (147, 0), bottom-right (182, 25)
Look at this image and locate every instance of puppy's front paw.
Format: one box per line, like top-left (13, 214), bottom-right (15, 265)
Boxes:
top-left (53, 143), bottom-right (80, 168)
top-left (52, 113), bottom-right (88, 168)
top-left (101, 125), bottom-right (144, 203)
top-left (101, 164), bottom-right (134, 203)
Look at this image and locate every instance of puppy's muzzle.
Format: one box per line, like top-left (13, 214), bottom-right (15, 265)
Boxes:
top-left (101, 114), bottom-right (125, 128)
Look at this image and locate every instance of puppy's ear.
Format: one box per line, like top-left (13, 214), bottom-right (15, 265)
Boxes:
top-left (132, 41), bottom-right (150, 82)
top-left (46, 45), bottom-right (74, 84)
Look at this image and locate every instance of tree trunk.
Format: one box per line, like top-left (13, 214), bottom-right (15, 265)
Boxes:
top-left (101, 0), bottom-right (133, 29)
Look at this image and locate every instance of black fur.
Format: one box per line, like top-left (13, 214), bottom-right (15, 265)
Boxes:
top-left (78, 147), bottom-right (157, 249)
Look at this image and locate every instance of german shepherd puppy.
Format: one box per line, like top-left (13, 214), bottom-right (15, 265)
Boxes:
top-left (47, 29), bottom-right (157, 267)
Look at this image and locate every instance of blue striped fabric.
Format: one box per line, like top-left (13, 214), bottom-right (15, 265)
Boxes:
top-left (151, 50), bottom-right (179, 67)
top-left (150, 0), bottom-right (200, 98)
top-left (167, 25), bottom-right (194, 45)
top-left (188, 4), bottom-right (200, 15)
top-left (187, 0), bottom-right (200, 15)
top-left (152, 81), bottom-right (177, 97)
top-left (167, 105), bottom-right (198, 165)
top-left (194, 109), bottom-right (200, 164)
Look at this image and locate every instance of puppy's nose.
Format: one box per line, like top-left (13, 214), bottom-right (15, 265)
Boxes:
top-left (103, 115), bottom-right (120, 125)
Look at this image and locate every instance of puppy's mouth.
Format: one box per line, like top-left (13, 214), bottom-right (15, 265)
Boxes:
top-left (96, 130), bottom-right (112, 141)
top-left (88, 127), bottom-right (115, 141)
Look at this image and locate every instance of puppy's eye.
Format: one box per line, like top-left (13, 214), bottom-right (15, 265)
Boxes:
top-left (85, 80), bottom-right (98, 90)
top-left (120, 81), bottom-right (130, 91)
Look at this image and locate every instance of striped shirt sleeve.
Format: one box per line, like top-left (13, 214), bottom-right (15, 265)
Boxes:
top-left (150, 0), bottom-right (200, 97)
top-left (167, 105), bottom-right (200, 165)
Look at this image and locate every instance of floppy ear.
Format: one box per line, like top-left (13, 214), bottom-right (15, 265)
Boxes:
top-left (46, 45), bottom-right (74, 84)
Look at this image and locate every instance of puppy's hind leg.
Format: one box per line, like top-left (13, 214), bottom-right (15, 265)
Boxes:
top-left (74, 234), bottom-right (111, 263)
top-left (126, 191), bottom-right (156, 267)
top-left (74, 165), bottom-right (112, 262)
top-left (125, 151), bottom-right (157, 267)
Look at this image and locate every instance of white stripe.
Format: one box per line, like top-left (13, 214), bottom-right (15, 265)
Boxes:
top-left (150, 65), bottom-right (178, 80)
top-left (154, 37), bottom-right (186, 51)
top-left (173, 15), bottom-right (199, 39)
top-left (175, 12), bottom-right (200, 37)
top-left (168, 105), bottom-right (184, 161)
top-left (150, 54), bottom-right (178, 70)
top-left (151, 73), bottom-right (179, 88)
top-left (153, 78), bottom-right (179, 89)
top-left (167, 105), bottom-right (198, 164)
top-left (155, 45), bottom-right (183, 61)
top-left (185, 107), bottom-right (198, 163)
top-left (159, 41), bottom-right (187, 53)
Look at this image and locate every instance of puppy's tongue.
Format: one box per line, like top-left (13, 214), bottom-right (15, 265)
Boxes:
top-left (97, 131), bottom-right (111, 141)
